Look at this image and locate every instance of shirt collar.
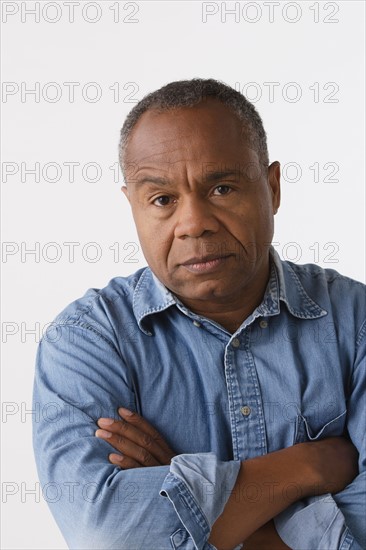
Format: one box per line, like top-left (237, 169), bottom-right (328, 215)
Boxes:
top-left (133, 245), bottom-right (327, 335)
top-left (133, 269), bottom-right (177, 335)
top-left (264, 246), bottom-right (327, 319)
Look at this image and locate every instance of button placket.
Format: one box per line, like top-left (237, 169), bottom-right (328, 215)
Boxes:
top-left (234, 330), bottom-right (268, 459)
top-left (224, 338), bottom-right (244, 461)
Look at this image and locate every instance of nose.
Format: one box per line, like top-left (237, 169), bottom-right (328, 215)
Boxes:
top-left (174, 194), bottom-right (220, 239)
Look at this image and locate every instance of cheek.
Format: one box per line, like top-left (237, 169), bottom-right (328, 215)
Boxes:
top-left (128, 200), bottom-right (174, 264)
top-left (224, 212), bottom-right (273, 253)
top-left (137, 227), bottom-right (172, 268)
top-left (233, 194), bottom-right (273, 229)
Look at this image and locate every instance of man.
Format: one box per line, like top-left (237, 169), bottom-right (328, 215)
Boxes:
top-left (33, 79), bottom-right (365, 549)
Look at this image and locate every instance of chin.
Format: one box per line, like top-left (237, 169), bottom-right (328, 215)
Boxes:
top-left (180, 279), bottom-right (232, 299)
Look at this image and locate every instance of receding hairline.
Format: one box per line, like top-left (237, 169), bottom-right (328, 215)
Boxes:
top-left (122, 99), bottom-right (261, 166)
top-left (118, 78), bottom-right (270, 175)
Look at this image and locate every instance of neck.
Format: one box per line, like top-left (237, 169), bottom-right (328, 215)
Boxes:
top-left (176, 261), bottom-right (272, 334)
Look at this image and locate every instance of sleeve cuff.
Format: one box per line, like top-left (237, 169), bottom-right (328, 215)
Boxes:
top-left (159, 453), bottom-right (241, 550)
top-left (274, 494), bottom-right (354, 549)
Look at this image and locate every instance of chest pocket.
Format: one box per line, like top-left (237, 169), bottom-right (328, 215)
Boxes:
top-left (294, 410), bottom-right (347, 444)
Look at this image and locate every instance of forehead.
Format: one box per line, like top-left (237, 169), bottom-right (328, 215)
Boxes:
top-left (124, 100), bottom-right (255, 171)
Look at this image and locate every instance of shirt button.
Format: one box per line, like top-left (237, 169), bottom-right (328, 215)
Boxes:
top-left (240, 405), bottom-right (251, 416)
top-left (231, 338), bottom-right (240, 348)
top-left (259, 320), bottom-right (268, 328)
top-left (193, 320), bottom-right (201, 327)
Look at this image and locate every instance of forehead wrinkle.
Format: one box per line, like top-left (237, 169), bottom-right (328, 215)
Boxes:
top-left (126, 143), bottom-right (194, 168)
top-left (135, 161), bottom-right (211, 192)
top-left (128, 129), bottom-right (194, 156)
top-left (132, 154), bottom-right (198, 181)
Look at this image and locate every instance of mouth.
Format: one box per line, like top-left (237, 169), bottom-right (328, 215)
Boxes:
top-left (181, 254), bottom-right (232, 273)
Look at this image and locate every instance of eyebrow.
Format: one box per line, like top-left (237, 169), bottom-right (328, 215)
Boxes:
top-left (135, 170), bottom-right (240, 187)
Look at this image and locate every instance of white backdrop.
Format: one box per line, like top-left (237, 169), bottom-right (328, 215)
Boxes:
top-left (1, 1), bottom-right (365, 548)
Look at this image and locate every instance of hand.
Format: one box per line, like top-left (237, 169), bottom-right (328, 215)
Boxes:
top-left (95, 407), bottom-right (176, 469)
top-left (243, 520), bottom-right (291, 550)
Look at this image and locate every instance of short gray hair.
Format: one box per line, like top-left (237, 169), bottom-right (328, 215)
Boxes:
top-left (119, 78), bottom-right (269, 175)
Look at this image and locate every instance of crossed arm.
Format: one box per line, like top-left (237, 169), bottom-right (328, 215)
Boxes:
top-left (33, 321), bottom-right (365, 548)
top-left (95, 407), bottom-right (358, 550)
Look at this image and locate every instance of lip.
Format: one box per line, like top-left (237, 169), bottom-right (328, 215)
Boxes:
top-left (181, 254), bottom-right (232, 273)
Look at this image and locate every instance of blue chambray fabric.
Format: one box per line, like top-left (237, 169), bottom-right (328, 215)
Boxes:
top-left (32, 246), bottom-right (366, 549)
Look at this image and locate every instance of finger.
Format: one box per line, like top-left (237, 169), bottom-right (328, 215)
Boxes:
top-left (109, 453), bottom-right (142, 470)
top-left (96, 419), bottom-right (174, 465)
top-left (95, 429), bottom-right (161, 467)
top-left (97, 412), bottom-right (176, 464)
top-left (118, 407), bottom-right (176, 458)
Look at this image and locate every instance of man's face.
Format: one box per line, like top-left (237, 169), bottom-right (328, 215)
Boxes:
top-left (122, 99), bottom-right (280, 306)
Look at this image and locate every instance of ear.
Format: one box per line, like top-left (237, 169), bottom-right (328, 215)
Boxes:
top-left (121, 185), bottom-right (130, 202)
top-left (268, 161), bottom-right (281, 214)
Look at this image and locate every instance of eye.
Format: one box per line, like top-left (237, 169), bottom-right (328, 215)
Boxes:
top-left (212, 185), bottom-right (232, 196)
top-left (152, 195), bottom-right (173, 207)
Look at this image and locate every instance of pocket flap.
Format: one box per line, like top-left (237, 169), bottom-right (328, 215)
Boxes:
top-left (294, 410), bottom-right (347, 443)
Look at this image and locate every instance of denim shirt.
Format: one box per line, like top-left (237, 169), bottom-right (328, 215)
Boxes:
top-left (32, 246), bottom-right (366, 550)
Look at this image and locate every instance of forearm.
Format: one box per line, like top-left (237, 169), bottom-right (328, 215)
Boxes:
top-left (244, 520), bottom-right (291, 550)
top-left (209, 444), bottom-right (314, 548)
top-left (209, 438), bottom-right (357, 550)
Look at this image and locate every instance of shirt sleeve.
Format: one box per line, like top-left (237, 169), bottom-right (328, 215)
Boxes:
top-left (32, 321), bottom-right (240, 550)
top-left (274, 321), bottom-right (366, 550)
top-left (160, 453), bottom-right (241, 550)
